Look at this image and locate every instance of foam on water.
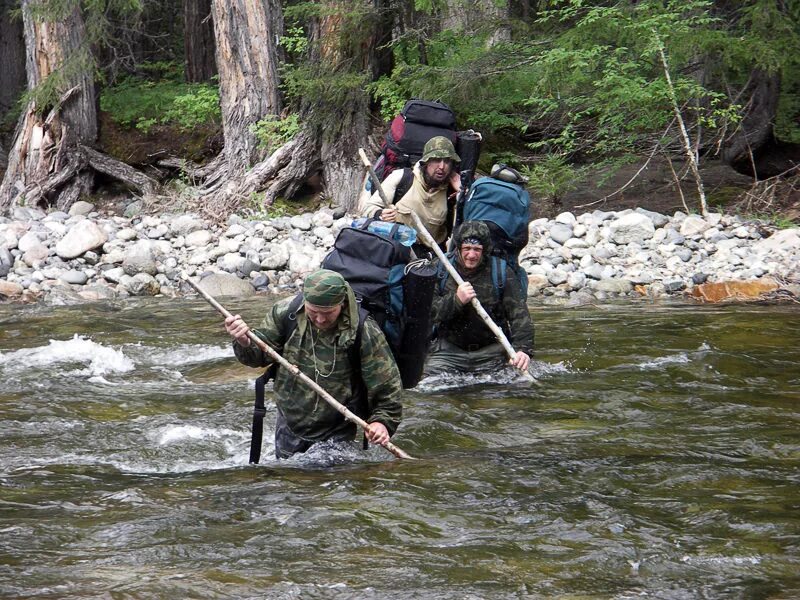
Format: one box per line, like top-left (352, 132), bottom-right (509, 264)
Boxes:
top-left (0, 335), bottom-right (134, 377)
top-left (126, 343), bottom-right (232, 367)
top-left (151, 423), bottom-right (241, 446)
top-left (416, 360), bottom-right (569, 392)
top-left (638, 353), bottom-right (691, 369)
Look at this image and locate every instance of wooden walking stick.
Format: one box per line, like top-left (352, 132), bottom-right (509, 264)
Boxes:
top-left (183, 274), bottom-right (416, 461)
top-left (358, 148), bottom-right (534, 382)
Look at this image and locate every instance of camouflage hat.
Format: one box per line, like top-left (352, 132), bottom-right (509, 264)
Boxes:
top-left (303, 269), bottom-right (348, 307)
top-left (454, 221), bottom-right (492, 250)
top-left (421, 136), bottom-right (461, 163)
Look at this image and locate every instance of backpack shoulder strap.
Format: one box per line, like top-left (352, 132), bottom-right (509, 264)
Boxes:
top-left (436, 252), bottom-right (458, 294)
top-left (250, 292), bottom-right (304, 464)
top-left (490, 256), bottom-right (507, 303)
top-left (349, 305), bottom-right (370, 449)
top-left (392, 168), bottom-right (414, 204)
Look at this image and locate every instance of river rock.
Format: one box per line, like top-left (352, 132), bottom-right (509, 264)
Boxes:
top-left (609, 212), bottom-right (656, 244)
top-left (23, 244), bottom-right (49, 266)
top-left (0, 280), bottom-right (24, 298)
top-left (290, 213), bottom-right (313, 231)
top-left (680, 215), bottom-right (711, 237)
top-left (59, 270), bottom-right (89, 285)
top-left (752, 228), bottom-right (800, 255)
top-left (127, 273), bottom-right (160, 296)
top-left (55, 220), bottom-right (109, 259)
top-left (591, 278), bottom-right (634, 294)
top-left (0, 247), bottom-right (13, 277)
top-left (68, 201), bottom-right (95, 216)
top-left (549, 223), bottom-right (574, 245)
top-left (186, 229), bottom-right (213, 247)
top-left (196, 272), bottom-right (256, 297)
top-left (122, 240), bottom-right (158, 276)
top-left (18, 231), bottom-right (44, 253)
top-left (169, 214), bottom-right (206, 236)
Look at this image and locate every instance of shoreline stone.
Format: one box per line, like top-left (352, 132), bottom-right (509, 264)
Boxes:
top-left (0, 204), bottom-right (798, 306)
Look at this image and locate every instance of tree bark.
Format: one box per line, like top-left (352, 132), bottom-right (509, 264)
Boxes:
top-left (444, 0), bottom-right (511, 46)
top-left (210, 0), bottom-right (282, 177)
top-left (309, 0), bottom-right (374, 213)
top-left (0, 0), bottom-right (26, 120)
top-left (0, 0), bottom-right (98, 215)
top-left (184, 0), bottom-right (217, 83)
top-left (202, 0), bottom-right (391, 218)
top-left (721, 68), bottom-right (783, 179)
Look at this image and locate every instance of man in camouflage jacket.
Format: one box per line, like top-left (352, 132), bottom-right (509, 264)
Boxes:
top-left (225, 269), bottom-right (403, 459)
top-left (425, 221), bottom-right (534, 375)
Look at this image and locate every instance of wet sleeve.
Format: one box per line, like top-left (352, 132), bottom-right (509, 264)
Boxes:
top-left (360, 169), bottom-right (402, 218)
top-left (232, 300), bottom-right (290, 367)
top-left (358, 319), bottom-right (403, 436)
top-left (503, 276), bottom-right (534, 356)
top-left (431, 270), bottom-right (465, 327)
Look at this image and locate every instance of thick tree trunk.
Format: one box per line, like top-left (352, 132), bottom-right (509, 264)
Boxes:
top-left (444, 0), bottom-right (511, 45)
top-left (184, 0), bottom-right (217, 83)
top-left (202, 0), bottom-right (389, 218)
top-left (0, 0), bottom-right (98, 215)
top-left (0, 0), bottom-right (26, 120)
top-left (721, 69), bottom-right (788, 179)
top-left (210, 0), bottom-right (282, 177)
top-left (306, 0), bottom-right (377, 213)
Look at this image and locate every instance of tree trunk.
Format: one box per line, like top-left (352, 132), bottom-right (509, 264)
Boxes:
top-left (0, 0), bottom-right (98, 215)
top-left (201, 0), bottom-right (390, 218)
top-left (210, 0), bottom-right (282, 178)
top-left (444, 0), bottom-right (511, 46)
top-left (721, 69), bottom-right (784, 179)
top-left (0, 0), bottom-right (26, 120)
top-left (184, 0), bottom-right (217, 83)
top-left (309, 0), bottom-right (375, 213)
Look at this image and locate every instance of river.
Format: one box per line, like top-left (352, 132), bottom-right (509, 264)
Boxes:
top-left (1, 296), bottom-right (798, 599)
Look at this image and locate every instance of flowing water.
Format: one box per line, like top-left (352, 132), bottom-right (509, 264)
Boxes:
top-left (1, 296), bottom-right (798, 599)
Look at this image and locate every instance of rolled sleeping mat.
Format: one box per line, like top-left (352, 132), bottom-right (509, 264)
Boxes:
top-left (395, 261), bottom-right (438, 388)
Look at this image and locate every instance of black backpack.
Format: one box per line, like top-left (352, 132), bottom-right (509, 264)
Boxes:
top-left (372, 99), bottom-right (458, 183)
top-left (321, 220), bottom-right (437, 389)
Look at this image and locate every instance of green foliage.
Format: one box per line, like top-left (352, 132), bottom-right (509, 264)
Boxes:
top-left (251, 114), bottom-right (301, 153)
top-left (279, 25), bottom-right (309, 56)
top-left (100, 67), bottom-right (220, 133)
top-left (522, 154), bottom-right (588, 204)
top-left (241, 195), bottom-right (295, 220)
top-left (368, 0), bottom-right (797, 175)
top-left (743, 212), bottom-right (798, 229)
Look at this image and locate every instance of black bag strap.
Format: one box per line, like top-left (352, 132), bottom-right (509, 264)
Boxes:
top-left (392, 168), bottom-right (414, 204)
top-left (250, 363), bottom-right (276, 464)
top-left (249, 294), bottom-right (304, 464)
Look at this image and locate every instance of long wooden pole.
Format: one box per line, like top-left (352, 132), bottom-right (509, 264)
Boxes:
top-left (183, 275), bottom-right (416, 460)
top-left (357, 148), bottom-right (533, 381)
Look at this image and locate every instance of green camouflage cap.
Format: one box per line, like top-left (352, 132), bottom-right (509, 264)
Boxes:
top-left (454, 221), bottom-right (492, 251)
top-left (421, 136), bottom-right (461, 163)
top-left (303, 269), bottom-right (348, 307)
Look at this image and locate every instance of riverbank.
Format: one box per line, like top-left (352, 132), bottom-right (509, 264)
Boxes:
top-left (1, 201), bottom-right (799, 305)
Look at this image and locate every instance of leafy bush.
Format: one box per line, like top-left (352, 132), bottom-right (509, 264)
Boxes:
top-left (100, 66), bottom-right (220, 133)
top-left (251, 114), bottom-right (301, 153)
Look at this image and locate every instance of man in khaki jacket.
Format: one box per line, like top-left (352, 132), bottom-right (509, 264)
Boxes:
top-left (360, 136), bottom-right (461, 252)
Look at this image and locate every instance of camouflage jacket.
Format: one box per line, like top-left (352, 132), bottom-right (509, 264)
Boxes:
top-left (233, 295), bottom-right (403, 442)
top-left (432, 258), bottom-right (534, 355)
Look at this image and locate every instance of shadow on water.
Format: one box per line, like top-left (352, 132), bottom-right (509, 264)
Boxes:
top-left (1, 297), bottom-right (799, 598)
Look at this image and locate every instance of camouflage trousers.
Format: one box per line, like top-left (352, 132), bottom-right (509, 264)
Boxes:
top-left (423, 338), bottom-right (508, 376)
top-left (274, 408), bottom-right (360, 459)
